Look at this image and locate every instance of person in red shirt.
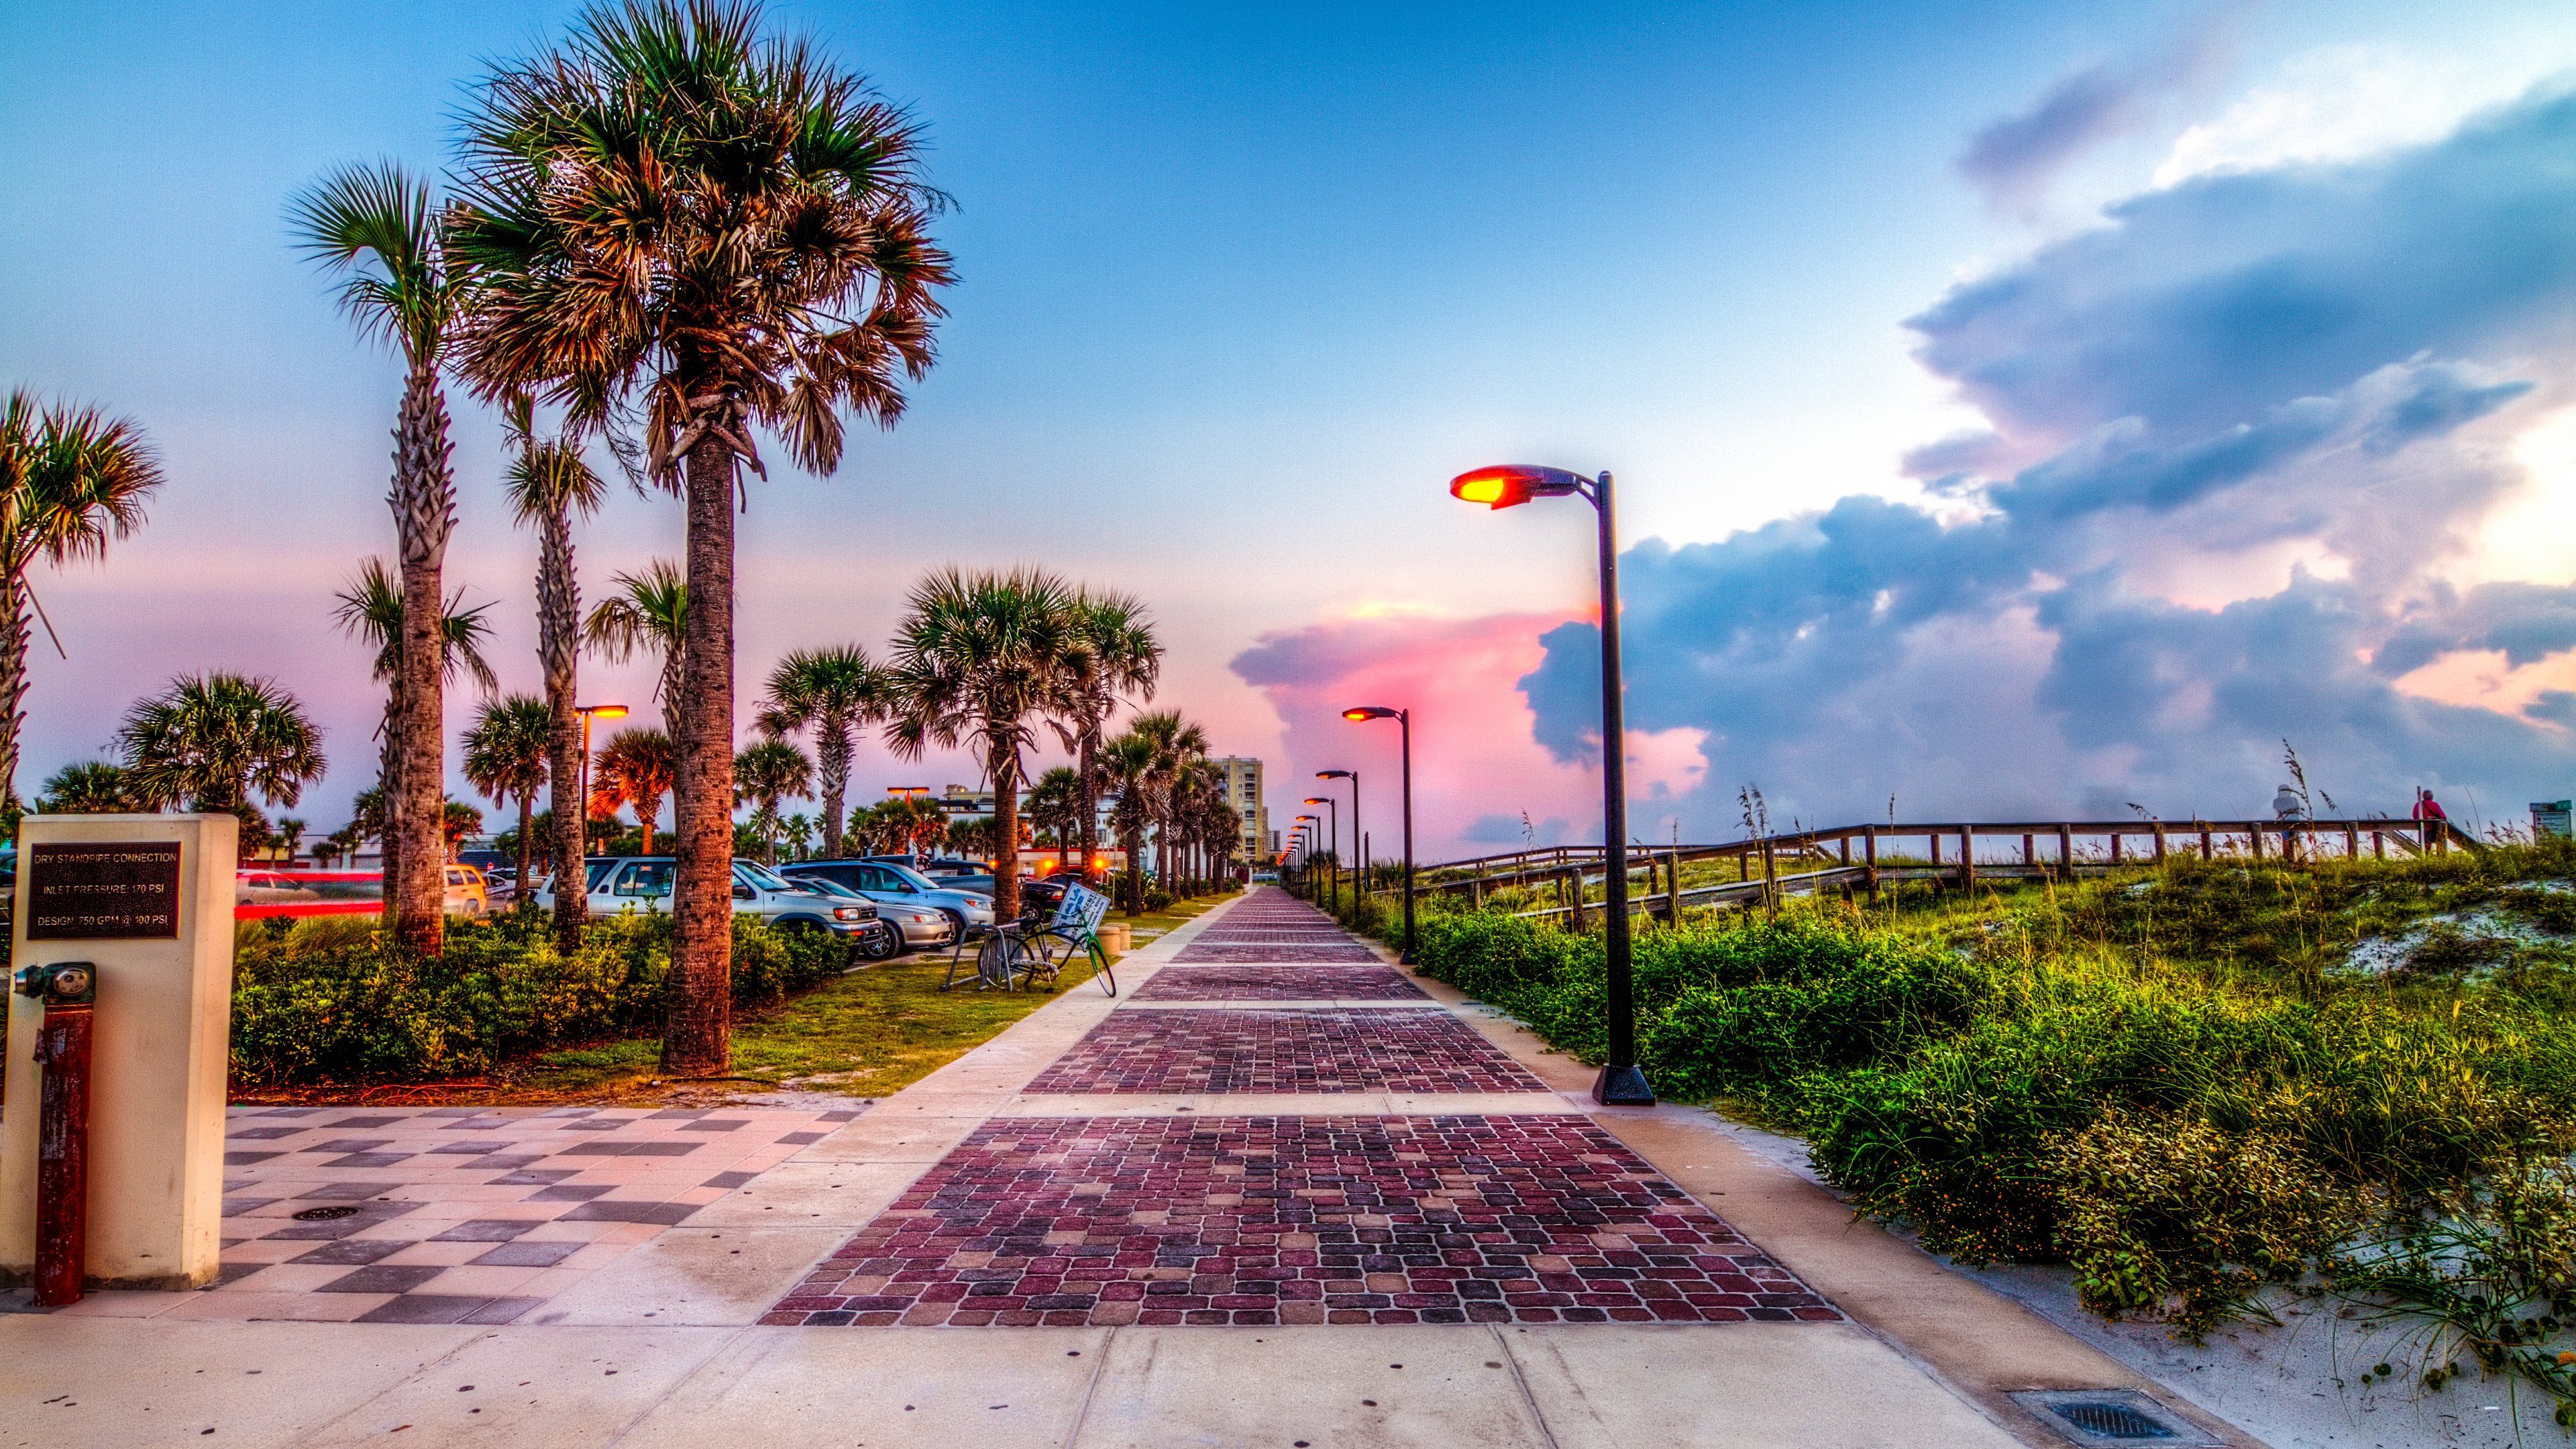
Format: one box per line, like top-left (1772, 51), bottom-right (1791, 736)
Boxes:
top-left (2411, 787), bottom-right (2449, 823)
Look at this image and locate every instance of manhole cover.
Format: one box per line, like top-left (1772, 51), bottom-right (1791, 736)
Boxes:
top-left (2009, 1390), bottom-right (2218, 1447)
top-left (291, 1205), bottom-right (360, 1222)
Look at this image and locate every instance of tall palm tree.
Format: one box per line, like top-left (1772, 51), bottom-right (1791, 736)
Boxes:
top-left (463, 694), bottom-right (552, 901)
top-left (592, 727), bottom-right (677, 855)
top-left (0, 393), bottom-right (163, 806)
top-left (501, 398), bottom-right (608, 947)
top-left (1125, 709), bottom-right (1208, 896)
top-left (1025, 766), bottom-right (1083, 852)
top-left (885, 567), bottom-right (1078, 922)
top-left (585, 560), bottom-right (688, 718)
top-left (449, 0), bottom-right (957, 1075)
top-left (273, 817), bottom-right (308, 867)
top-left (731, 739), bottom-right (812, 863)
top-left (35, 760), bottom-right (131, 814)
top-left (1097, 730), bottom-right (1156, 914)
top-left (1047, 590), bottom-right (1160, 887)
top-left (335, 557), bottom-right (498, 928)
top-left (117, 674), bottom-right (326, 828)
top-left (756, 645), bottom-right (888, 860)
top-left (292, 162), bottom-right (466, 955)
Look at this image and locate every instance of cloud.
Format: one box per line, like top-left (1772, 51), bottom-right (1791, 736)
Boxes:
top-left (1958, 19), bottom-right (2236, 213)
top-left (1509, 86), bottom-right (2576, 834)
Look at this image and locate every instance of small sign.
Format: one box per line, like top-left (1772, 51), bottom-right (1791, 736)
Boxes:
top-left (25, 841), bottom-right (184, 940)
top-left (1052, 882), bottom-right (1112, 937)
top-left (2534, 802), bottom-right (2573, 839)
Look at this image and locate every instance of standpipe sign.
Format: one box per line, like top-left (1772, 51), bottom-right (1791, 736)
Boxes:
top-left (25, 841), bottom-right (184, 940)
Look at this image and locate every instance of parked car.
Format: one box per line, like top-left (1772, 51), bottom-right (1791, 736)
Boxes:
top-left (529, 856), bottom-right (880, 954)
top-left (788, 875), bottom-right (908, 959)
top-left (781, 858), bottom-right (995, 941)
top-left (445, 864), bottom-right (490, 917)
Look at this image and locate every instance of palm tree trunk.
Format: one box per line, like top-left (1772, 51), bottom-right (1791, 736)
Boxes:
top-left (515, 793), bottom-right (535, 909)
top-left (990, 744), bottom-right (1022, 923)
top-left (0, 569), bottom-right (30, 809)
top-left (378, 694), bottom-right (402, 927)
top-left (819, 716), bottom-right (851, 858)
top-left (539, 500), bottom-right (588, 951)
top-left (663, 431), bottom-right (734, 1076)
top-left (391, 358), bottom-right (456, 956)
top-left (1076, 731), bottom-right (1099, 884)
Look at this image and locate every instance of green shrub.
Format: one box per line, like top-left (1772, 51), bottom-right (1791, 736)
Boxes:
top-left (229, 911), bottom-right (847, 1086)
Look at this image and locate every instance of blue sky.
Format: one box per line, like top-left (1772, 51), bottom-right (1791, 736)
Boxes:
top-left (6, 2), bottom-right (2576, 850)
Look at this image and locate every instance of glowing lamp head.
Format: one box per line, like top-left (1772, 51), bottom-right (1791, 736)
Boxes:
top-left (580, 702), bottom-right (631, 720)
top-left (1318, 769), bottom-right (1352, 780)
top-left (1303, 797), bottom-right (1327, 806)
top-left (1342, 706), bottom-right (1400, 722)
top-left (1448, 464), bottom-right (1588, 510)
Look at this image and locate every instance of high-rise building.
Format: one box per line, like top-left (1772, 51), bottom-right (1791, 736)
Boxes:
top-left (1213, 756), bottom-right (1268, 867)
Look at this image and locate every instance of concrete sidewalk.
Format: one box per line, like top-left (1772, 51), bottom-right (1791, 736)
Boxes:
top-left (1, 890), bottom-right (2255, 1448)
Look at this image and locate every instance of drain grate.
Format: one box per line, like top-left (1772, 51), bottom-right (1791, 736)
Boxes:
top-left (2008, 1390), bottom-right (2219, 1447)
top-left (2055, 1402), bottom-right (2175, 1439)
top-left (290, 1205), bottom-right (360, 1222)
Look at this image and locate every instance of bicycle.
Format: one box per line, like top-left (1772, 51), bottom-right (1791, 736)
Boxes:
top-left (943, 881), bottom-right (1118, 997)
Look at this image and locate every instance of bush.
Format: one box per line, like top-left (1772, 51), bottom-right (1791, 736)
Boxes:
top-left (229, 911), bottom-right (846, 1086)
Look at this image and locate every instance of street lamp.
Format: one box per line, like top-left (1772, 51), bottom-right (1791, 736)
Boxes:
top-left (1301, 796), bottom-right (1339, 911)
top-left (1448, 463), bottom-right (1652, 1106)
top-left (1294, 816), bottom-right (1319, 896)
top-left (1317, 769), bottom-right (1359, 913)
top-left (576, 703), bottom-right (630, 857)
top-left (1340, 706), bottom-right (1414, 961)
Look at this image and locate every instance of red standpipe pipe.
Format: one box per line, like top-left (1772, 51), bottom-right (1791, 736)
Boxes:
top-left (34, 1002), bottom-right (93, 1307)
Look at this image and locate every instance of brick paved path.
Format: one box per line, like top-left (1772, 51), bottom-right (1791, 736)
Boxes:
top-left (773, 888), bottom-right (1838, 1329)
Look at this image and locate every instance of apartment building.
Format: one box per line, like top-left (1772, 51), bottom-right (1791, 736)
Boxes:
top-left (1213, 755), bottom-right (1268, 867)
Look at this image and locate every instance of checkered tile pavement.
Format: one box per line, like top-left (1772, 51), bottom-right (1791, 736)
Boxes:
top-left (163, 1104), bottom-right (849, 1324)
top-left (769, 1114), bottom-right (1837, 1327)
top-left (1022, 1008), bottom-right (1548, 1095)
top-left (1132, 963), bottom-right (1430, 1002)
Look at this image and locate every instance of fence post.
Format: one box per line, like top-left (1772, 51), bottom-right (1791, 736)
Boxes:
top-left (1960, 826), bottom-right (1976, 891)
top-left (2109, 832), bottom-right (2123, 866)
top-left (2199, 827), bottom-right (2212, 861)
top-left (2251, 825), bottom-right (2265, 861)
top-left (1664, 849), bottom-right (1680, 924)
top-left (1567, 869), bottom-right (1587, 930)
top-left (2023, 833), bottom-right (2035, 868)
top-left (1761, 837), bottom-right (1778, 916)
top-left (2373, 828), bottom-right (2384, 859)
top-left (2345, 824), bottom-right (2359, 859)
top-left (2153, 824), bottom-right (2167, 865)
top-left (2057, 823), bottom-right (2074, 880)
top-left (1863, 827), bottom-right (1879, 903)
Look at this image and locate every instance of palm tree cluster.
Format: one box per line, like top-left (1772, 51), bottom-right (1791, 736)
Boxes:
top-left (15, 3), bottom-right (1249, 1089)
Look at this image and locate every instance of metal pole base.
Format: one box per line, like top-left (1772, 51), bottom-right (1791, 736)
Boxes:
top-left (1591, 1063), bottom-right (1656, 1107)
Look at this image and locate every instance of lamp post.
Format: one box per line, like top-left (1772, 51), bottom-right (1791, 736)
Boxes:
top-left (576, 703), bottom-right (630, 857)
top-left (1449, 464), bottom-right (1652, 1107)
top-left (1302, 796), bottom-right (1339, 911)
top-left (1317, 769), bottom-right (1358, 913)
top-left (1340, 707), bottom-right (1413, 961)
top-left (1293, 818), bottom-right (1318, 894)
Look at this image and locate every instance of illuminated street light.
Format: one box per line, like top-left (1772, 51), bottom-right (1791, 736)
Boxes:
top-left (576, 703), bottom-right (631, 850)
top-left (1340, 706), bottom-right (1414, 961)
top-left (1301, 796), bottom-right (1340, 911)
top-left (1448, 462), bottom-right (1653, 1108)
top-left (1316, 769), bottom-right (1360, 907)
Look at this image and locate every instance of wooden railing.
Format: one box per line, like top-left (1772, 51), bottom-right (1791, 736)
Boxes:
top-left (1348, 816), bottom-right (2479, 924)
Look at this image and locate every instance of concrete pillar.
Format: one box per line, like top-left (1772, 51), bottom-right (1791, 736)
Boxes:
top-left (3, 814), bottom-right (238, 1290)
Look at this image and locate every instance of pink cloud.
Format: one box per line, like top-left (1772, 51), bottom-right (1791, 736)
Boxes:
top-left (1232, 610), bottom-right (1707, 863)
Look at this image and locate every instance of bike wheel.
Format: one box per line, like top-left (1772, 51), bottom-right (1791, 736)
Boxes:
top-left (1091, 938), bottom-right (1116, 998)
top-left (975, 933), bottom-right (1020, 990)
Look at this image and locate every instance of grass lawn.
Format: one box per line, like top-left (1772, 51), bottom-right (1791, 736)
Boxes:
top-left (236, 888), bottom-right (1242, 1108)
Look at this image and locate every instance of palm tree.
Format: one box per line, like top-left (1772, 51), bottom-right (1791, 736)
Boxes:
top-left (584, 559), bottom-right (688, 716)
top-left (292, 162), bottom-right (466, 955)
top-left (1125, 710), bottom-right (1208, 896)
top-left (443, 799), bottom-right (483, 862)
top-left (1025, 766), bottom-right (1083, 853)
top-left (117, 674), bottom-right (326, 833)
top-left (852, 794), bottom-right (943, 857)
top-left (500, 398), bottom-right (608, 947)
top-left (0, 393), bottom-right (163, 806)
top-left (756, 645), bottom-right (888, 860)
top-left (1048, 591), bottom-right (1159, 887)
top-left (1097, 730), bottom-right (1156, 914)
top-left (731, 739), bottom-right (812, 863)
top-left (273, 817), bottom-right (308, 867)
top-left (886, 568), bottom-right (1079, 922)
top-left (780, 811), bottom-right (812, 862)
top-left (449, 0), bottom-right (957, 1075)
top-left (463, 694), bottom-right (551, 901)
top-left (35, 760), bottom-right (131, 813)
top-left (335, 557), bottom-right (498, 929)
top-left (592, 727), bottom-right (677, 855)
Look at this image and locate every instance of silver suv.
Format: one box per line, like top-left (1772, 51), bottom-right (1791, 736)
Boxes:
top-left (531, 856), bottom-right (885, 953)
top-left (780, 859), bottom-right (996, 941)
